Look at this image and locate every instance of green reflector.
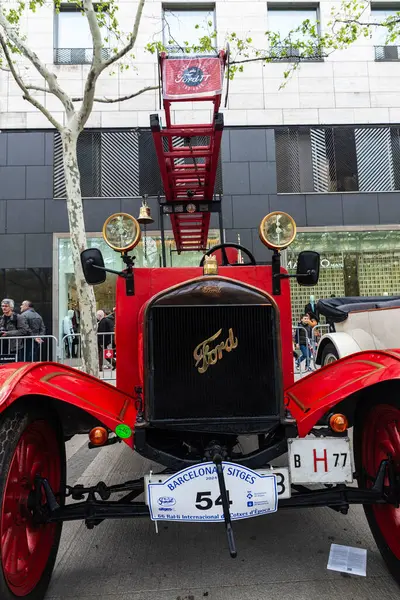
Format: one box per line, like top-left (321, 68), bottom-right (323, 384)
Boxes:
top-left (115, 424), bottom-right (132, 439)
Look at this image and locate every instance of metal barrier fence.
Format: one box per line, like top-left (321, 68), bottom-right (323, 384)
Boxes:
top-left (1, 327), bottom-right (330, 382)
top-left (60, 332), bottom-right (116, 382)
top-left (0, 333), bottom-right (116, 383)
top-left (0, 335), bottom-right (58, 365)
top-left (311, 324), bottom-right (330, 354)
top-left (292, 325), bottom-right (313, 374)
top-left (292, 324), bottom-right (330, 376)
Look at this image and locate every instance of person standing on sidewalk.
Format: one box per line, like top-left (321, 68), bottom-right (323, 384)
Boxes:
top-left (20, 300), bottom-right (46, 361)
top-left (295, 313), bottom-right (313, 372)
top-left (0, 299), bottom-right (30, 361)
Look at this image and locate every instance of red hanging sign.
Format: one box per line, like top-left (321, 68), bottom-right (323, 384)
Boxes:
top-left (163, 57), bottom-right (223, 99)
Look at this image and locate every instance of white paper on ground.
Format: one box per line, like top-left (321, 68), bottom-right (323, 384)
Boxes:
top-left (327, 544), bottom-right (367, 577)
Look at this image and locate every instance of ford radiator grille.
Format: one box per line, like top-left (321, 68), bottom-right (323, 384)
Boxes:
top-left (146, 303), bottom-right (280, 424)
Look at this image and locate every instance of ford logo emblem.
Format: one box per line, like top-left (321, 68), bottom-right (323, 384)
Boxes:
top-left (158, 496), bottom-right (176, 507)
top-left (181, 66), bottom-right (204, 87)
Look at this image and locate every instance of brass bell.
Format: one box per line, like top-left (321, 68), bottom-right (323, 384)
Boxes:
top-left (137, 196), bottom-right (154, 225)
top-left (203, 254), bottom-right (218, 276)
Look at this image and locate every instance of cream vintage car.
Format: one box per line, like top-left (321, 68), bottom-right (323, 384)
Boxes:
top-left (315, 295), bottom-right (400, 366)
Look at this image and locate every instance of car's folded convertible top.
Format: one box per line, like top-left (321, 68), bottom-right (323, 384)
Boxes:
top-left (316, 296), bottom-right (400, 323)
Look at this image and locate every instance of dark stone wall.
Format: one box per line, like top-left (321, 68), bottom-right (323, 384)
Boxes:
top-left (219, 128), bottom-right (400, 263)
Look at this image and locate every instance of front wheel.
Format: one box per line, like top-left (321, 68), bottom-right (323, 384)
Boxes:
top-left (354, 397), bottom-right (400, 585)
top-left (321, 342), bottom-right (339, 366)
top-left (0, 402), bottom-right (66, 599)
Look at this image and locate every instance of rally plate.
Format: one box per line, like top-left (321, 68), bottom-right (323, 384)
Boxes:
top-left (145, 462), bottom-right (288, 522)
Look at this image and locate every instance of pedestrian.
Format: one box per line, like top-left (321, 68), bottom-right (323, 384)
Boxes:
top-left (0, 298), bottom-right (30, 362)
top-left (20, 300), bottom-right (46, 361)
top-left (63, 309), bottom-right (75, 359)
top-left (107, 307), bottom-right (116, 331)
top-left (307, 311), bottom-right (320, 360)
top-left (295, 313), bottom-right (312, 372)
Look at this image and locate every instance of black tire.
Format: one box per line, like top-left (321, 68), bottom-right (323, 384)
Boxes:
top-left (321, 342), bottom-right (339, 366)
top-left (0, 401), bottom-right (66, 599)
top-left (354, 396), bottom-right (400, 586)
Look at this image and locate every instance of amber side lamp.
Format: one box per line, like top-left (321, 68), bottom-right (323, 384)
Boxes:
top-left (89, 427), bottom-right (109, 446)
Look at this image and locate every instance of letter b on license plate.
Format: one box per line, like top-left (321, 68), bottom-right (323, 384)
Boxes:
top-left (288, 437), bottom-right (353, 484)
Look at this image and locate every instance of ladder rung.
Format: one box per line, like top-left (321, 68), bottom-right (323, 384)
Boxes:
top-left (164, 151), bottom-right (212, 158)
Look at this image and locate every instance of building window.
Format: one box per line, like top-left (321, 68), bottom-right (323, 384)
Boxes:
top-left (276, 126), bottom-right (400, 193)
top-left (54, 4), bottom-right (112, 65)
top-left (267, 5), bottom-right (322, 61)
top-left (54, 131), bottom-right (141, 198)
top-left (162, 5), bottom-right (216, 51)
top-left (371, 5), bottom-right (400, 60)
top-left (53, 130), bottom-right (223, 199)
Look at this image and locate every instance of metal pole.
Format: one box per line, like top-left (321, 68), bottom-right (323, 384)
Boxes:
top-left (272, 250), bottom-right (282, 296)
top-left (160, 204), bottom-right (167, 268)
top-left (218, 195), bottom-right (224, 245)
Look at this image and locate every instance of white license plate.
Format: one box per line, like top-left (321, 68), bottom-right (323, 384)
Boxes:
top-left (145, 462), bottom-right (285, 522)
top-left (255, 467), bottom-right (290, 499)
top-left (288, 437), bottom-right (353, 484)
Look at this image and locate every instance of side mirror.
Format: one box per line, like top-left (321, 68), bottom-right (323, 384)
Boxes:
top-left (296, 251), bottom-right (320, 286)
top-left (80, 248), bottom-right (107, 285)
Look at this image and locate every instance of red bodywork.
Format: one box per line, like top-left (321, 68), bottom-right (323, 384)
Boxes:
top-left (1, 266), bottom-right (400, 448)
top-left (115, 266), bottom-right (294, 396)
top-left (0, 362), bottom-right (135, 449)
top-left (286, 349), bottom-right (400, 436)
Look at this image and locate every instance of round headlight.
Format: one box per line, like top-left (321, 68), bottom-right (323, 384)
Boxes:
top-left (259, 211), bottom-right (297, 250)
top-left (102, 213), bottom-right (141, 252)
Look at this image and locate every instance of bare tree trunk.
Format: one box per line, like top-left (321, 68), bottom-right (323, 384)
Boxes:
top-left (62, 128), bottom-right (99, 377)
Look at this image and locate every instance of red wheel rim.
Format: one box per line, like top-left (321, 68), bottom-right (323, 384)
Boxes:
top-left (362, 404), bottom-right (400, 559)
top-left (0, 420), bottom-right (61, 597)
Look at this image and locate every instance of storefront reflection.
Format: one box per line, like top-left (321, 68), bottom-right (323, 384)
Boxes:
top-left (57, 231), bottom-right (220, 342)
top-left (287, 229), bottom-right (400, 321)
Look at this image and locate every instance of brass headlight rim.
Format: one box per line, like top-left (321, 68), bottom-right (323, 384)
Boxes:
top-left (102, 212), bottom-right (142, 253)
top-left (259, 211), bottom-right (297, 250)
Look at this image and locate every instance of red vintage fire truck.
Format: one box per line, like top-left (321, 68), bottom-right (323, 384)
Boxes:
top-left (0, 49), bottom-right (399, 600)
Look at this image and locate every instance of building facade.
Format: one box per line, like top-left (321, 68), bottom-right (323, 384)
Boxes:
top-left (1, 0), bottom-right (400, 336)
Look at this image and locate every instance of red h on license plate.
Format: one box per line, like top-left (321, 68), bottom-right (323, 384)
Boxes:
top-left (288, 438), bottom-right (353, 484)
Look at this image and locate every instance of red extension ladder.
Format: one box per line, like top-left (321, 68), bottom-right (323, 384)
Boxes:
top-left (151, 49), bottom-right (227, 253)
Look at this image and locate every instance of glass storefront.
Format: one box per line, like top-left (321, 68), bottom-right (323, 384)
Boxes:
top-left (56, 230), bottom-right (220, 342)
top-left (286, 228), bottom-right (400, 322)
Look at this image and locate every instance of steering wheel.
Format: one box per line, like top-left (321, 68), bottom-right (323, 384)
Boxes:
top-left (199, 243), bottom-right (257, 267)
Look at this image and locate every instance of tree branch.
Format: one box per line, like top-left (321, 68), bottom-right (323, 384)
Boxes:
top-left (72, 84), bottom-right (159, 103)
top-left (26, 84), bottom-right (52, 94)
top-left (230, 49), bottom-right (327, 65)
top-left (99, 0), bottom-right (145, 72)
top-left (0, 33), bottom-right (63, 130)
top-left (0, 8), bottom-right (75, 118)
top-left (78, 0), bottom-right (104, 128)
top-left (334, 17), bottom-right (400, 27)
